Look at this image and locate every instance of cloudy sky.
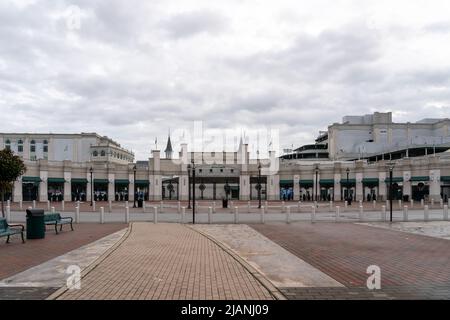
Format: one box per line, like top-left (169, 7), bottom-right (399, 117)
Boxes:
top-left (1, 0), bottom-right (450, 160)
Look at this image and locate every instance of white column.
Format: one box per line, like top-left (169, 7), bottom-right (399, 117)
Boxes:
top-left (293, 175), bottom-right (300, 201)
top-left (334, 173), bottom-right (341, 201)
top-left (100, 207), bottom-right (105, 224)
top-left (86, 172), bottom-right (92, 202)
top-left (128, 173), bottom-right (135, 202)
top-left (378, 172), bottom-right (387, 201)
top-left (13, 179), bottom-right (22, 203)
top-left (267, 174), bottom-right (280, 201)
top-left (356, 173), bottom-right (363, 201)
top-left (108, 173), bottom-right (115, 202)
top-left (64, 172), bottom-right (72, 202)
top-left (429, 170), bottom-right (441, 201)
top-left (239, 175), bottom-right (250, 201)
top-left (39, 171), bottom-right (48, 202)
top-left (403, 171), bottom-right (411, 200)
top-left (180, 174), bottom-right (189, 201)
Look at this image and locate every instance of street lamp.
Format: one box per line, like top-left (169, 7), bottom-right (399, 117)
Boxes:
top-left (191, 160), bottom-right (196, 224)
top-left (133, 165), bottom-right (137, 208)
top-left (346, 167), bottom-right (350, 203)
top-left (89, 167), bottom-right (93, 206)
top-left (388, 162), bottom-right (395, 222)
top-left (257, 162), bottom-right (262, 209)
top-left (315, 165), bottom-right (319, 202)
top-left (187, 164), bottom-right (191, 209)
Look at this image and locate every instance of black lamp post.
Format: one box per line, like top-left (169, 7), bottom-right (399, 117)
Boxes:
top-left (187, 164), bottom-right (191, 209)
top-left (315, 165), bottom-right (319, 202)
top-left (191, 160), bottom-right (196, 224)
top-left (389, 163), bottom-right (394, 222)
top-left (258, 162), bottom-right (262, 209)
top-left (346, 167), bottom-right (350, 202)
top-left (133, 165), bottom-right (137, 208)
top-left (89, 167), bottom-right (93, 206)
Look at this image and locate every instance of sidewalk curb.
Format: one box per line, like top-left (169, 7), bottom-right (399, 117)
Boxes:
top-left (45, 223), bottom-right (132, 300)
top-left (188, 225), bottom-right (287, 301)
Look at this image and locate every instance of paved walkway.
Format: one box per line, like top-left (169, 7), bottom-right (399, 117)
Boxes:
top-left (0, 223), bottom-right (127, 280)
top-left (251, 222), bottom-right (450, 299)
top-left (56, 223), bottom-right (274, 300)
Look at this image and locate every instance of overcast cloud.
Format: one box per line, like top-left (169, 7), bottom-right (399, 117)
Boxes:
top-left (1, 0), bottom-right (450, 159)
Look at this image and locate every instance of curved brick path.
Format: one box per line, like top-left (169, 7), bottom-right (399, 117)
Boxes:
top-left (58, 223), bottom-right (273, 300)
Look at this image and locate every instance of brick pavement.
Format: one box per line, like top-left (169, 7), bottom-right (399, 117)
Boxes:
top-left (251, 223), bottom-right (450, 299)
top-left (0, 223), bottom-right (127, 280)
top-left (57, 223), bottom-right (274, 300)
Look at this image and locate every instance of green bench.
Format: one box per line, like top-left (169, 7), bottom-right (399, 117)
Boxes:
top-left (0, 218), bottom-right (25, 244)
top-left (44, 213), bottom-right (74, 234)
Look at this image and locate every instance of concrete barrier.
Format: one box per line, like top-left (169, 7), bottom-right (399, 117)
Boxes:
top-left (62, 200), bottom-right (65, 212)
top-left (381, 205), bottom-right (386, 221)
top-left (160, 201), bottom-right (163, 213)
top-left (47, 200), bottom-right (50, 211)
top-left (6, 206), bottom-right (10, 222)
top-left (311, 205), bottom-right (316, 223)
top-left (440, 199), bottom-right (444, 208)
top-left (51, 207), bottom-right (55, 213)
top-left (19, 200), bottom-right (23, 210)
top-left (33, 200), bottom-right (36, 209)
top-left (398, 199), bottom-right (402, 209)
top-left (286, 206), bottom-right (291, 224)
top-left (344, 201), bottom-right (348, 209)
top-left (298, 201), bottom-right (301, 213)
top-left (100, 207), bottom-right (104, 224)
top-left (329, 201), bottom-right (333, 212)
top-left (75, 206), bottom-right (80, 224)
top-left (281, 201), bottom-right (285, 213)
top-left (92, 201), bottom-right (96, 212)
top-left (178, 201), bottom-right (181, 213)
top-left (261, 206), bottom-right (265, 224)
top-left (359, 206), bottom-right (364, 221)
top-left (234, 207), bottom-right (239, 224)
top-left (143, 201), bottom-right (146, 213)
top-left (154, 206), bottom-right (158, 224)
top-left (431, 198), bottom-right (435, 208)
top-left (373, 200), bottom-right (376, 209)
top-left (410, 199), bottom-right (414, 209)
top-left (109, 200), bottom-right (112, 213)
top-left (212, 201), bottom-right (216, 214)
top-left (421, 199), bottom-right (424, 207)
top-left (181, 207), bottom-right (186, 223)
top-left (403, 206), bottom-right (408, 221)
top-left (208, 207), bottom-right (212, 224)
top-left (247, 201), bottom-right (251, 213)
top-left (335, 206), bottom-right (340, 222)
top-left (125, 206), bottom-right (130, 223)
top-left (424, 205), bottom-right (429, 221)
top-left (444, 205), bottom-right (449, 221)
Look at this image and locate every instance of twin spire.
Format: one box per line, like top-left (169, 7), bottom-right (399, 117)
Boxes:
top-left (164, 130), bottom-right (173, 159)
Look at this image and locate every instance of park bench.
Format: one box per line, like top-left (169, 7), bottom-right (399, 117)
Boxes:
top-left (0, 218), bottom-right (25, 244)
top-left (44, 213), bottom-right (74, 234)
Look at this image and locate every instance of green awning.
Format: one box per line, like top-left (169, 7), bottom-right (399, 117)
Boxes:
top-left (22, 176), bottom-right (41, 183)
top-left (135, 180), bottom-right (150, 185)
top-left (410, 176), bottom-right (430, 182)
top-left (71, 178), bottom-right (88, 184)
top-left (319, 179), bottom-right (334, 185)
top-left (362, 178), bottom-right (379, 184)
top-left (115, 179), bottom-right (129, 184)
top-left (341, 178), bottom-right (356, 184)
top-left (299, 180), bottom-right (314, 185)
top-left (48, 178), bottom-right (65, 184)
top-left (385, 177), bottom-right (403, 183)
top-left (280, 180), bottom-right (293, 185)
top-left (441, 176), bottom-right (450, 182)
top-left (94, 179), bottom-right (109, 184)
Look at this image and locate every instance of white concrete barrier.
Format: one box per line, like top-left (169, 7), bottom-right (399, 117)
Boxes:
top-left (329, 201), bottom-right (333, 212)
top-left (143, 201), bottom-right (146, 212)
top-left (281, 201), bottom-right (286, 213)
top-left (359, 206), bottom-right (364, 221)
top-left (286, 206), bottom-right (291, 224)
top-left (403, 206), bottom-right (408, 221)
top-left (261, 206), bottom-right (265, 224)
top-left (51, 207), bottom-right (55, 213)
top-left (373, 200), bottom-right (376, 210)
top-left (386, 200), bottom-right (389, 209)
top-left (247, 201), bottom-right (251, 213)
top-left (398, 199), bottom-right (402, 209)
top-left (212, 201), bottom-right (216, 214)
top-left (7, 200), bottom-right (10, 207)
top-left (208, 207), bottom-right (212, 224)
top-left (178, 201), bottom-right (181, 213)
top-left (19, 200), bottom-right (23, 210)
top-left (421, 199), bottom-right (424, 207)
top-left (381, 205), bottom-right (386, 221)
top-left (75, 206), bottom-right (80, 224)
top-left (6, 206), bottom-right (10, 222)
top-left (335, 206), bottom-right (340, 222)
top-left (160, 201), bottom-right (163, 213)
top-left (125, 206), bottom-right (130, 223)
top-left (92, 201), bottom-right (96, 212)
top-left (109, 200), bottom-right (112, 213)
top-left (311, 205), bottom-right (316, 223)
top-left (62, 200), bottom-right (65, 212)
top-left (154, 206), bottom-right (158, 223)
top-left (298, 201), bottom-right (301, 213)
top-left (410, 199), bottom-right (414, 209)
top-left (431, 198), bottom-right (435, 208)
top-left (444, 205), bottom-right (449, 221)
top-left (100, 207), bottom-right (104, 224)
top-left (33, 200), bottom-right (36, 209)
top-left (234, 207), bottom-right (239, 224)
top-left (359, 200), bottom-right (362, 207)
top-left (47, 200), bottom-right (50, 211)
top-left (344, 201), bottom-right (348, 209)
top-left (181, 207), bottom-right (186, 223)
top-left (424, 205), bottom-right (429, 221)
top-left (125, 201), bottom-right (129, 208)
top-left (440, 199), bottom-right (443, 208)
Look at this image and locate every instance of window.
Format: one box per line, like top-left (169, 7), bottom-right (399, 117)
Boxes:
top-left (43, 140), bottom-right (48, 153)
top-left (199, 169), bottom-right (203, 173)
top-left (210, 169), bottom-right (213, 173)
top-left (17, 139), bottom-right (23, 152)
top-left (30, 140), bottom-right (36, 153)
top-left (5, 139), bottom-right (11, 151)
top-left (93, 151), bottom-right (98, 157)
top-left (101, 150), bottom-right (106, 157)
top-left (30, 155), bottom-right (36, 161)
top-left (230, 169), bottom-right (234, 173)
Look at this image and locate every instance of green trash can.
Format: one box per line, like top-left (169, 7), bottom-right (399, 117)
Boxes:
top-left (26, 209), bottom-right (45, 239)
